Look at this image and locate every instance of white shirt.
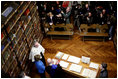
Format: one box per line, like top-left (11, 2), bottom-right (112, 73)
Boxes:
top-left (29, 44), bottom-right (45, 62)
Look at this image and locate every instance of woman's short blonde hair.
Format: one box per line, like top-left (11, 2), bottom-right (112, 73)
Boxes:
top-left (47, 12), bottom-right (53, 17)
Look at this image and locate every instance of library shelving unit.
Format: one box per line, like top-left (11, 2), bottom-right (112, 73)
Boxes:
top-left (1, 1), bottom-right (43, 77)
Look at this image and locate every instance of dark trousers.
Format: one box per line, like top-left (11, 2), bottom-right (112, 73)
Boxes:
top-left (40, 52), bottom-right (46, 66)
top-left (109, 26), bottom-right (113, 38)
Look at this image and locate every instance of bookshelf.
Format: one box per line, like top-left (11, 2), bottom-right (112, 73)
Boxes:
top-left (1, 1), bottom-right (43, 77)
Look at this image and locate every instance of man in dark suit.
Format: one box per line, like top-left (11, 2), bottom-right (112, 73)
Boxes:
top-left (86, 12), bottom-right (93, 26)
top-left (83, 3), bottom-right (91, 16)
top-left (73, 4), bottom-right (83, 30)
top-left (99, 63), bottom-right (108, 78)
top-left (98, 9), bottom-right (107, 25)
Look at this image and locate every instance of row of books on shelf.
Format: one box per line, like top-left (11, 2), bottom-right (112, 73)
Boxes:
top-left (2, 35), bottom-right (41, 76)
top-left (7, 3), bottom-right (31, 33)
top-left (2, 4), bottom-right (38, 42)
top-left (1, 1), bottom-right (42, 77)
top-left (1, 30), bottom-right (6, 41)
top-left (8, 14), bottom-right (34, 42)
top-left (2, 17), bottom-right (36, 53)
top-left (2, 41), bottom-right (29, 77)
top-left (9, 21), bottom-right (22, 40)
top-left (21, 50), bottom-right (29, 67)
top-left (1, 1), bottom-right (36, 29)
top-left (2, 42), bottom-right (27, 70)
top-left (1, 23), bottom-right (39, 55)
top-left (12, 66), bottom-right (21, 77)
top-left (2, 44), bottom-right (30, 76)
top-left (1, 37), bottom-right (11, 53)
top-left (1, 2), bottom-right (19, 24)
top-left (12, 9), bottom-right (38, 42)
top-left (5, 2), bottom-right (30, 33)
top-left (7, 57), bottom-right (17, 75)
top-left (2, 47), bottom-right (11, 63)
top-left (2, 51), bottom-right (15, 70)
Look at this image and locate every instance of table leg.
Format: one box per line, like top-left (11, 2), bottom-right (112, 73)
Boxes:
top-left (103, 37), bottom-right (105, 42)
top-left (51, 35), bottom-right (52, 40)
top-left (83, 36), bottom-right (85, 42)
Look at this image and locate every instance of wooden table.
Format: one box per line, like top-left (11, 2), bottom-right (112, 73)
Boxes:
top-left (53, 51), bottom-right (101, 78)
top-left (80, 24), bottom-right (109, 41)
top-left (47, 31), bottom-right (74, 40)
top-left (46, 24), bottom-right (74, 39)
top-left (44, 23), bottom-right (73, 31)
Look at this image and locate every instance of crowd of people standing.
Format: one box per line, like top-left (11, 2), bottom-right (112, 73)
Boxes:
top-left (37, 1), bottom-right (116, 40)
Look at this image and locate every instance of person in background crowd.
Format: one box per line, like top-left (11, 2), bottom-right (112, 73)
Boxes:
top-left (55, 6), bottom-right (64, 24)
top-left (83, 3), bottom-right (91, 16)
top-left (73, 4), bottom-right (83, 30)
top-left (43, 4), bottom-right (49, 13)
top-left (93, 6), bottom-right (103, 24)
top-left (34, 55), bottom-right (46, 78)
top-left (98, 11), bottom-right (107, 25)
top-left (86, 12), bottom-right (93, 26)
top-left (72, 1), bottom-right (78, 9)
top-left (61, 7), bottom-right (71, 24)
top-left (55, 6), bottom-right (62, 15)
top-left (62, 1), bottom-right (70, 9)
top-left (56, 1), bottom-right (63, 9)
top-left (47, 12), bottom-right (56, 26)
top-left (108, 12), bottom-right (116, 40)
top-left (37, 3), bottom-right (48, 19)
top-left (29, 40), bottom-right (46, 66)
top-left (82, 3), bottom-right (91, 23)
top-left (50, 6), bottom-right (56, 16)
top-left (99, 63), bottom-right (108, 78)
top-left (102, 9), bottom-right (107, 22)
top-left (18, 71), bottom-right (30, 78)
top-left (72, 1), bottom-right (78, 15)
top-left (102, 9), bottom-right (107, 17)
top-left (98, 9), bottom-right (107, 25)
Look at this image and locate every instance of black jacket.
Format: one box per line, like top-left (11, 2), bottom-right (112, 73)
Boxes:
top-left (47, 16), bottom-right (56, 25)
top-left (99, 69), bottom-right (108, 78)
top-left (46, 64), bottom-right (63, 78)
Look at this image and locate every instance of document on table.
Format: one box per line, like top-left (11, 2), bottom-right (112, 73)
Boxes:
top-left (89, 62), bottom-right (99, 69)
top-left (55, 52), bottom-right (64, 59)
top-left (62, 54), bottom-right (69, 60)
top-left (81, 56), bottom-right (90, 64)
top-left (67, 56), bottom-right (80, 64)
top-left (82, 68), bottom-right (97, 78)
top-left (82, 68), bottom-right (90, 77)
top-left (59, 60), bottom-right (69, 68)
top-left (88, 69), bottom-right (97, 78)
top-left (69, 64), bottom-right (83, 73)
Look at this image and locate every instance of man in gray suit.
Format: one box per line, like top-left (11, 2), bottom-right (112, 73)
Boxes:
top-left (61, 7), bottom-right (71, 24)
